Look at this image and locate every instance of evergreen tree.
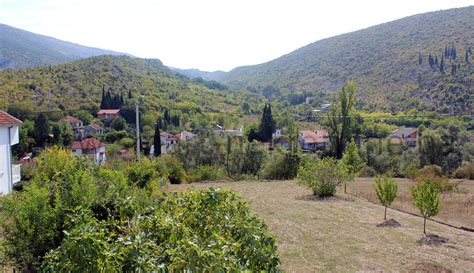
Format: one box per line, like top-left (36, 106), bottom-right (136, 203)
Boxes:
top-left (153, 119), bottom-right (161, 157)
top-left (439, 56), bottom-right (445, 73)
top-left (451, 64), bottom-right (456, 75)
top-left (258, 104), bottom-right (275, 142)
top-left (128, 90), bottom-right (132, 99)
top-left (444, 45), bottom-right (448, 57)
top-left (434, 56), bottom-right (438, 65)
top-left (428, 54), bottom-right (434, 66)
top-left (100, 87), bottom-right (106, 109)
top-left (452, 46), bottom-right (457, 59)
top-left (34, 113), bottom-right (51, 147)
top-left (52, 123), bottom-right (63, 146)
top-left (466, 50), bottom-right (470, 63)
top-left (418, 53), bottom-right (423, 65)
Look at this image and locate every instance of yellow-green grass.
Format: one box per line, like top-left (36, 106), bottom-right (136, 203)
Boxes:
top-left (168, 180), bottom-right (474, 272)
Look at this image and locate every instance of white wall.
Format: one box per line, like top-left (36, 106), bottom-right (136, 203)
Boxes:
top-left (0, 125), bottom-right (18, 195)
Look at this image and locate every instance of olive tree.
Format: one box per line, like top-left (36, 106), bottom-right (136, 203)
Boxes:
top-left (411, 180), bottom-right (441, 235)
top-left (374, 176), bottom-right (398, 221)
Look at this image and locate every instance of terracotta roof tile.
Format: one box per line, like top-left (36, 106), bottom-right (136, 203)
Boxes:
top-left (0, 111), bottom-right (22, 126)
top-left (97, 109), bottom-right (120, 115)
top-left (60, 116), bottom-right (81, 123)
top-left (71, 138), bottom-right (105, 150)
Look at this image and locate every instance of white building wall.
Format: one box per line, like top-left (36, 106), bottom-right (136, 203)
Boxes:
top-left (0, 125), bottom-right (19, 195)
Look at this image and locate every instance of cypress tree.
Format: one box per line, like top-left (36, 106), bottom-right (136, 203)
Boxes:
top-left (153, 118), bottom-right (161, 157)
top-left (418, 53), bottom-right (423, 65)
top-left (466, 50), bottom-right (469, 63)
top-left (434, 56), bottom-right (438, 66)
top-left (439, 56), bottom-right (444, 73)
top-left (444, 45), bottom-right (448, 57)
top-left (100, 87), bottom-right (106, 109)
top-left (258, 104), bottom-right (275, 142)
top-left (428, 54), bottom-right (434, 66)
top-left (128, 90), bottom-right (132, 99)
top-left (34, 113), bottom-right (51, 147)
top-left (452, 46), bottom-right (457, 59)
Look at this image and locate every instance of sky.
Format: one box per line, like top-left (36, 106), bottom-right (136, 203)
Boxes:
top-left (0, 0), bottom-right (472, 71)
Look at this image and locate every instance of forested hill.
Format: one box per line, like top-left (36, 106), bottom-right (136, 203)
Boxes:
top-left (0, 23), bottom-right (129, 69)
top-left (219, 6), bottom-right (474, 114)
top-left (0, 55), bottom-right (254, 114)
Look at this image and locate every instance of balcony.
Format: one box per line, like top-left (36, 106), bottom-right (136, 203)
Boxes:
top-left (12, 164), bottom-right (21, 184)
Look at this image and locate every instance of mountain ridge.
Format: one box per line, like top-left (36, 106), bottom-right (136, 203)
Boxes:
top-left (218, 6), bottom-right (474, 114)
top-left (0, 23), bottom-right (131, 69)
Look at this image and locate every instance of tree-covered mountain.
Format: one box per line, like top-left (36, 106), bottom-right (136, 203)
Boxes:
top-left (0, 23), bottom-right (130, 69)
top-left (0, 55), bottom-right (259, 115)
top-left (168, 67), bottom-right (227, 81)
top-left (219, 6), bottom-right (474, 114)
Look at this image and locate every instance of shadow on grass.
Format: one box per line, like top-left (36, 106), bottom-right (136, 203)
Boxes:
top-left (377, 219), bottom-right (401, 228)
top-left (408, 262), bottom-right (453, 273)
top-left (417, 234), bottom-right (449, 246)
top-left (296, 194), bottom-right (356, 202)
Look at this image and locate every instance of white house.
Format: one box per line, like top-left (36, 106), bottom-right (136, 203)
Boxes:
top-left (71, 138), bottom-right (106, 164)
top-left (0, 111), bottom-right (22, 195)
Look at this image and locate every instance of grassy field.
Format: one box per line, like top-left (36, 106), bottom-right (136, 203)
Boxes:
top-left (169, 180), bottom-right (474, 272)
top-left (347, 178), bottom-right (474, 228)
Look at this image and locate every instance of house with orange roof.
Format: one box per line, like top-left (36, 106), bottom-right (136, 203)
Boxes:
top-left (71, 138), bottom-right (106, 164)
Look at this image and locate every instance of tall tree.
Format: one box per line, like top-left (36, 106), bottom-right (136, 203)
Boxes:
top-left (258, 104), bottom-right (275, 142)
top-left (326, 81), bottom-right (356, 159)
top-left (418, 52), bottom-right (423, 65)
top-left (439, 55), bottom-right (445, 73)
top-left (34, 113), bottom-right (51, 147)
top-left (153, 119), bottom-right (161, 157)
top-left (341, 139), bottom-right (363, 193)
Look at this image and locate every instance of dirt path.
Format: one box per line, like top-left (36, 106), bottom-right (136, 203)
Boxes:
top-left (168, 180), bottom-right (474, 272)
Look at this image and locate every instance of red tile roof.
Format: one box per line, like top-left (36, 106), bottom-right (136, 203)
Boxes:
top-left (301, 131), bottom-right (326, 144)
top-left (97, 109), bottom-right (120, 115)
top-left (0, 111), bottom-right (22, 126)
top-left (60, 115), bottom-right (81, 123)
top-left (71, 138), bottom-right (105, 150)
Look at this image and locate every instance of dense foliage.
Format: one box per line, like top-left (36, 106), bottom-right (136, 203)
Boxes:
top-left (0, 148), bottom-right (280, 271)
top-left (297, 157), bottom-right (347, 197)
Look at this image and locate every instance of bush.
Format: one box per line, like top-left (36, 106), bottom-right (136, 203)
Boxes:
top-left (41, 189), bottom-right (281, 271)
top-left (125, 158), bottom-right (164, 188)
top-left (419, 165), bottom-right (444, 177)
top-left (360, 166), bottom-right (377, 177)
top-left (263, 152), bottom-right (300, 180)
top-left (297, 157), bottom-right (347, 197)
top-left (453, 164), bottom-right (474, 179)
top-left (161, 155), bottom-right (188, 184)
top-left (192, 165), bottom-right (225, 182)
top-left (120, 137), bottom-right (135, 148)
top-left (102, 130), bottom-right (128, 143)
top-left (414, 167), bottom-right (457, 193)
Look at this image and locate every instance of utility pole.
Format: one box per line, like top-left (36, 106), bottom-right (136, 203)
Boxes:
top-left (135, 100), bottom-right (141, 162)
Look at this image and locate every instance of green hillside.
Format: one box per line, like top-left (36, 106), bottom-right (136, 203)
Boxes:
top-left (0, 55), bottom-right (258, 114)
top-left (219, 6), bottom-right (474, 114)
top-left (0, 24), bottom-right (129, 69)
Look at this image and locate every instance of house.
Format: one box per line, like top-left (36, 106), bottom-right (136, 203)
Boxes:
top-left (83, 124), bottom-right (105, 137)
top-left (274, 136), bottom-right (289, 148)
top-left (299, 130), bottom-right (329, 152)
top-left (389, 128), bottom-right (417, 147)
top-left (0, 111), bottom-right (22, 195)
top-left (175, 131), bottom-right (196, 141)
top-left (60, 116), bottom-right (83, 128)
top-left (97, 109), bottom-right (120, 120)
top-left (71, 138), bottom-right (106, 164)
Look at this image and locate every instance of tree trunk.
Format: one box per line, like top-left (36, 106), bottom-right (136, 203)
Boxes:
top-left (384, 206), bottom-right (387, 221)
top-left (344, 183), bottom-right (347, 194)
top-left (423, 217), bottom-right (427, 235)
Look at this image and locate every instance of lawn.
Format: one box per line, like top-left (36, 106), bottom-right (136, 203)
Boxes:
top-left (169, 180), bottom-right (474, 272)
top-left (347, 178), bottom-right (474, 229)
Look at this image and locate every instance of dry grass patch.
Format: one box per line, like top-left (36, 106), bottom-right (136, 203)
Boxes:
top-left (169, 180), bottom-right (474, 272)
top-left (347, 178), bottom-right (474, 228)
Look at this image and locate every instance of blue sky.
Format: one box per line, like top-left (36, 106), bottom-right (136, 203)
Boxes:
top-left (1, 0), bottom-right (472, 71)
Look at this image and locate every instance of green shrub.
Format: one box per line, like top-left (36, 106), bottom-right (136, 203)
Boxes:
top-left (297, 157), bottom-right (347, 197)
top-left (120, 137), bottom-right (135, 148)
top-left (263, 152), bottom-right (300, 180)
top-left (161, 155), bottom-right (188, 184)
top-left (125, 158), bottom-right (164, 189)
top-left (360, 166), bottom-right (377, 177)
top-left (418, 165), bottom-right (444, 177)
top-left (453, 164), bottom-right (474, 179)
top-left (41, 189), bottom-right (281, 271)
top-left (192, 165), bottom-right (225, 182)
top-left (102, 130), bottom-right (128, 143)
